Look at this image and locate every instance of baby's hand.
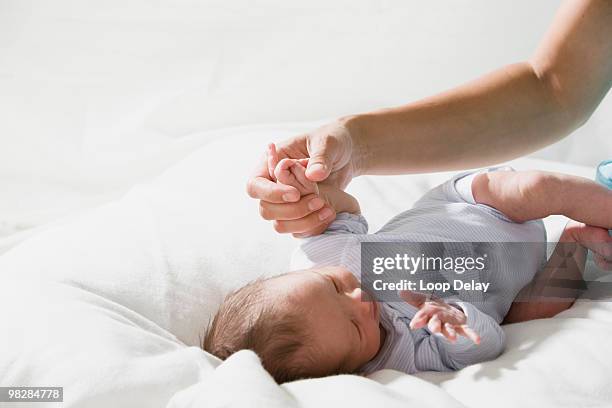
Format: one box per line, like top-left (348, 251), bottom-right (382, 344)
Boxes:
top-left (400, 291), bottom-right (481, 344)
top-left (264, 143), bottom-right (360, 236)
top-left (274, 158), bottom-right (319, 196)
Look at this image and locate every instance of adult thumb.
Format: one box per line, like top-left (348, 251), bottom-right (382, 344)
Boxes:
top-left (305, 137), bottom-right (334, 182)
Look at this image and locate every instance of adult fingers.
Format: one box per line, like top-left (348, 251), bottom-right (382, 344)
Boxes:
top-left (589, 241), bottom-right (612, 261)
top-left (267, 143), bottom-right (280, 181)
top-left (259, 194), bottom-right (325, 221)
top-left (247, 148), bottom-right (300, 203)
top-left (594, 253), bottom-right (612, 271)
top-left (292, 220), bottom-right (333, 238)
top-left (246, 176), bottom-right (300, 203)
top-left (580, 227), bottom-right (612, 258)
top-left (272, 206), bottom-right (335, 234)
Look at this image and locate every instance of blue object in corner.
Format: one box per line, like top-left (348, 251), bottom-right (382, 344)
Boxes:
top-left (595, 159), bottom-right (612, 189)
top-left (595, 159), bottom-right (612, 236)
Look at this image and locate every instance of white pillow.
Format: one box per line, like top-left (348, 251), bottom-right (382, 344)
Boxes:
top-left (0, 127), bottom-right (296, 407)
top-left (0, 128), bottom-right (300, 347)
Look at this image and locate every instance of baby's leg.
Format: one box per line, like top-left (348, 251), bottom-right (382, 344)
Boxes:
top-left (503, 222), bottom-right (611, 324)
top-left (274, 158), bottom-right (318, 196)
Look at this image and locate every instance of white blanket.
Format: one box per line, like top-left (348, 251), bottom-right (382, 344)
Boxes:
top-left (1, 124), bottom-right (610, 408)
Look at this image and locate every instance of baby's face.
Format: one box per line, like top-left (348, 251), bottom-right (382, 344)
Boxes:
top-left (268, 267), bottom-right (383, 375)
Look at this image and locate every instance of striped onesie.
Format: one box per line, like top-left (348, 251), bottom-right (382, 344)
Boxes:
top-left (290, 167), bottom-right (547, 374)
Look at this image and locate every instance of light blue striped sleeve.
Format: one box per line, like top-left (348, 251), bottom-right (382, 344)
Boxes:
top-left (413, 300), bottom-right (506, 371)
top-left (290, 213), bottom-right (367, 270)
top-left (453, 166), bottom-right (515, 205)
top-left (324, 212), bottom-right (369, 235)
top-left (414, 166), bottom-right (515, 209)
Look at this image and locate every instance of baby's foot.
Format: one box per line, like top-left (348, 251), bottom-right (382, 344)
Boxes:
top-left (274, 158), bottom-right (319, 196)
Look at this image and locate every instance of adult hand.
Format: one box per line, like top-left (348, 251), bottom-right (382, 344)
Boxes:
top-left (561, 221), bottom-right (612, 270)
top-left (246, 119), bottom-right (359, 236)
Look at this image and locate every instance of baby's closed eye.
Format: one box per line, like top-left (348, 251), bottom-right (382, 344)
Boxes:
top-left (352, 320), bottom-right (362, 340)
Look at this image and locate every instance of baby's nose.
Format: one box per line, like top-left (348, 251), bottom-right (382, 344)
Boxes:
top-left (347, 286), bottom-right (363, 301)
top-left (348, 286), bottom-right (373, 301)
top-left (348, 288), bottom-right (374, 315)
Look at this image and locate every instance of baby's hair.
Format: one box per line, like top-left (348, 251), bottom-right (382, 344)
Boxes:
top-left (202, 277), bottom-right (314, 383)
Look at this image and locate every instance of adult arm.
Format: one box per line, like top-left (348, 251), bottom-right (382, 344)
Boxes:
top-left (247, 0), bottom-right (612, 236)
top-left (348, 0), bottom-right (612, 175)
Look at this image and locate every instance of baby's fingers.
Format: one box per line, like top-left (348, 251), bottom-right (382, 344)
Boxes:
top-left (456, 325), bottom-right (481, 345)
top-left (428, 314), bottom-right (442, 334)
top-left (441, 323), bottom-right (457, 343)
top-left (409, 308), bottom-right (433, 330)
top-left (274, 158), bottom-right (296, 182)
top-left (290, 159), bottom-right (319, 195)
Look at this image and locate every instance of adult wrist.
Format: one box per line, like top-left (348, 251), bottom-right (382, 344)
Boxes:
top-left (339, 113), bottom-right (369, 178)
top-left (542, 172), bottom-right (572, 217)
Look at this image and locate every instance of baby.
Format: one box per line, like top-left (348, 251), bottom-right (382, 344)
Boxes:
top-left (204, 145), bottom-right (612, 383)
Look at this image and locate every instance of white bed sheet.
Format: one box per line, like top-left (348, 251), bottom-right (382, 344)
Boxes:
top-left (1, 124), bottom-right (610, 408)
top-left (1, 2), bottom-right (610, 406)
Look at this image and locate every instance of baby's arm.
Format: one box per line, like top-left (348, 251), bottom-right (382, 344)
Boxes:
top-left (472, 170), bottom-right (612, 228)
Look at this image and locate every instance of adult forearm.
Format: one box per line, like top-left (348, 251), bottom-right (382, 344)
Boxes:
top-left (346, 62), bottom-right (577, 176)
top-left (549, 173), bottom-right (612, 228)
top-left (346, 0), bottom-right (612, 176)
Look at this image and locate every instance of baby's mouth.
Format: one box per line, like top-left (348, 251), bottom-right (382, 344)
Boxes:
top-left (371, 300), bottom-right (379, 320)
top-left (361, 288), bottom-right (379, 320)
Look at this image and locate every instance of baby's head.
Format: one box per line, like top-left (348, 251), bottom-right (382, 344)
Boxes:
top-left (203, 266), bottom-right (383, 383)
